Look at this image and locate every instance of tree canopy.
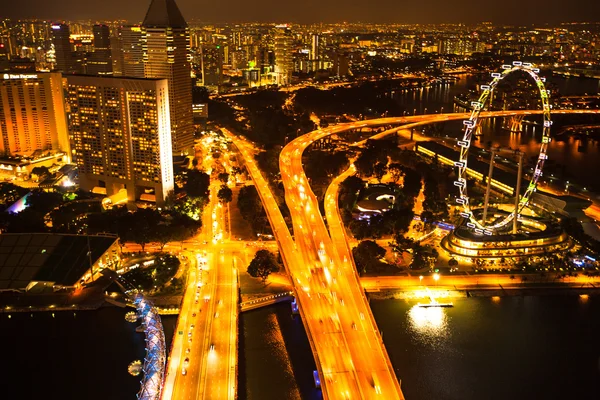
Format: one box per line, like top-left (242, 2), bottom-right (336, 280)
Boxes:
top-left (352, 240), bottom-right (386, 275)
top-left (247, 249), bottom-right (280, 282)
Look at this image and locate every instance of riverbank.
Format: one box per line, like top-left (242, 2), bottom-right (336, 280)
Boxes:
top-left (368, 282), bottom-right (600, 300)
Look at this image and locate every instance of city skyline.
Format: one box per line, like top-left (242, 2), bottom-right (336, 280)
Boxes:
top-left (4, 0), bottom-right (600, 25)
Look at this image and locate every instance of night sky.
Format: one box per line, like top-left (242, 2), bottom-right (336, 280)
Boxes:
top-left (4, 0), bottom-right (600, 25)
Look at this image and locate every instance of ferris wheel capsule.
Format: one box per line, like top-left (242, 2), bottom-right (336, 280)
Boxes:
top-left (467, 222), bottom-right (477, 229)
top-left (523, 62), bottom-right (533, 68)
top-left (502, 64), bottom-right (512, 69)
top-left (491, 72), bottom-right (501, 78)
top-left (484, 230), bottom-right (493, 236)
top-left (512, 61), bottom-right (523, 66)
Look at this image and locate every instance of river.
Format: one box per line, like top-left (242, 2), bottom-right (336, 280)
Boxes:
top-left (394, 73), bottom-right (600, 192)
top-left (240, 295), bottom-right (600, 400)
top-left (0, 307), bottom-right (177, 400)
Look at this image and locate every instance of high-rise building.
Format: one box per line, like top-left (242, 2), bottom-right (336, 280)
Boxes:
top-left (87, 25), bottom-right (113, 75)
top-left (51, 23), bottom-right (75, 74)
top-left (310, 33), bottom-right (320, 72)
top-left (274, 25), bottom-right (293, 85)
top-left (121, 26), bottom-right (144, 78)
top-left (110, 34), bottom-right (123, 76)
top-left (65, 75), bottom-right (174, 206)
top-left (142, 0), bottom-right (194, 154)
top-left (201, 44), bottom-right (223, 88)
top-left (0, 72), bottom-right (69, 158)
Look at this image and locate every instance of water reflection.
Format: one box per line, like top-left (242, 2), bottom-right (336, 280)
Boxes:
top-left (408, 306), bottom-right (449, 339)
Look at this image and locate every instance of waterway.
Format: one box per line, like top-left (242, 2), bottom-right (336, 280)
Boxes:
top-left (240, 295), bottom-right (600, 400)
top-left (394, 73), bottom-right (600, 192)
top-left (0, 307), bottom-right (177, 400)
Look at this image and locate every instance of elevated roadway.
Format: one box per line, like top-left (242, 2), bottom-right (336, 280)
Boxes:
top-left (219, 109), bottom-right (598, 400)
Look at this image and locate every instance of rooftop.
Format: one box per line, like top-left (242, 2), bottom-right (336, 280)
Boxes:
top-left (0, 233), bottom-right (118, 289)
top-left (142, 0), bottom-right (187, 29)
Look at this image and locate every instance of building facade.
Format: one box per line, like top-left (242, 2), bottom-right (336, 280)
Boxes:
top-left (87, 25), bottom-right (112, 76)
top-left (142, 0), bottom-right (194, 154)
top-left (0, 72), bottom-right (69, 157)
top-left (51, 23), bottom-right (74, 74)
top-left (120, 25), bottom-right (145, 78)
top-left (65, 75), bottom-right (174, 206)
top-left (201, 44), bottom-right (223, 88)
top-left (274, 25), bottom-right (293, 85)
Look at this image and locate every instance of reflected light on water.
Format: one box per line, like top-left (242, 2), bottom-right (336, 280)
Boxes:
top-left (408, 306), bottom-right (449, 337)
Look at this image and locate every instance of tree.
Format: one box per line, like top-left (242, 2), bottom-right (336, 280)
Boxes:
top-left (391, 234), bottom-right (414, 255)
top-left (352, 240), bottom-right (386, 275)
top-left (184, 170), bottom-right (210, 198)
top-left (247, 249), bottom-right (280, 283)
top-left (448, 258), bottom-right (458, 268)
top-left (410, 243), bottom-right (438, 270)
top-left (373, 161), bottom-right (388, 183)
top-left (231, 166), bottom-right (243, 178)
top-left (31, 166), bottom-right (50, 179)
top-left (217, 185), bottom-right (233, 203)
top-left (340, 175), bottom-right (364, 196)
top-left (218, 172), bottom-right (230, 184)
top-left (388, 163), bottom-right (405, 183)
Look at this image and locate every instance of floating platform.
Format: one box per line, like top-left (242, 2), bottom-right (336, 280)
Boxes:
top-left (416, 302), bottom-right (454, 308)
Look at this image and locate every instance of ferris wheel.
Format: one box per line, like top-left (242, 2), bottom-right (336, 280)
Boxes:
top-left (454, 62), bottom-right (552, 235)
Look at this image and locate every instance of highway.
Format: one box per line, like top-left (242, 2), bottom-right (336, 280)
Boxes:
top-left (281, 110), bottom-right (600, 400)
top-left (161, 109), bottom-right (600, 400)
top-left (219, 109), bottom-right (599, 400)
top-left (163, 147), bottom-right (238, 400)
top-left (281, 128), bottom-right (405, 400)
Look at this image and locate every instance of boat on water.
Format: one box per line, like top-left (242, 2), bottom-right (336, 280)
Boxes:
top-left (416, 289), bottom-right (454, 308)
top-left (416, 302), bottom-right (454, 308)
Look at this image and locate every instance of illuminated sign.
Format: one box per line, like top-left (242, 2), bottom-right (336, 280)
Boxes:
top-left (3, 73), bottom-right (38, 80)
top-left (51, 25), bottom-right (61, 30)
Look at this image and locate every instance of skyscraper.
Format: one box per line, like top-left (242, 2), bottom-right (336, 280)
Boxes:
top-left (201, 44), bottom-right (223, 89)
top-left (121, 26), bottom-right (144, 78)
top-left (142, 0), bottom-right (194, 154)
top-left (65, 75), bottom-right (174, 206)
top-left (51, 23), bottom-right (74, 74)
top-left (0, 72), bottom-right (69, 158)
top-left (274, 25), bottom-right (293, 85)
top-left (87, 25), bottom-right (112, 75)
top-left (310, 33), bottom-right (320, 72)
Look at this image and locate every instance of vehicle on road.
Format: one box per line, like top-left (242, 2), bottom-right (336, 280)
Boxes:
top-left (182, 357), bottom-right (190, 375)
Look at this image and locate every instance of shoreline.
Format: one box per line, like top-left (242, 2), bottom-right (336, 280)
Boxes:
top-left (368, 283), bottom-right (600, 300)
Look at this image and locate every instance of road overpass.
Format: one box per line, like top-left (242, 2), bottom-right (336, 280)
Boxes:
top-left (219, 109), bottom-right (598, 400)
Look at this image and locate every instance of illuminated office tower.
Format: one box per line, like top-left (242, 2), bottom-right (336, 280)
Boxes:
top-left (65, 75), bottom-right (174, 206)
top-left (142, 0), bottom-right (193, 154)
top-left (0, 72), bottom-right (69, 158)
top-left (51, 23), bottom-right (75, 74)
top-left (121, 25), bottom-right (144, 78)
top-left (274, 25), bottom-right (293, 85)
top-left (201, 44), bottom-right (223, 88)
top-left (310, 33), bottom-right (320, 71)
top-left (87, 25), bottom-right (113, 75)
top-left (110, 34), bottom-right (123, 76)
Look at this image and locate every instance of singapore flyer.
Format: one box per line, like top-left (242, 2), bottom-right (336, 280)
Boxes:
top-left (454, 61), bottom-right (552, 234)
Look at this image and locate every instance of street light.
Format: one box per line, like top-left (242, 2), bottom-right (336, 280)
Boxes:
top-left (433, 273), bottom-right (440, 287)
top-left (419, 275), bottom-right (424, 286)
